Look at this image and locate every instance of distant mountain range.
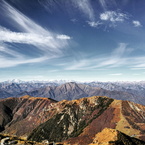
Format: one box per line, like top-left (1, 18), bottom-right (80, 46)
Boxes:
top-left (1, 80), bottom-right (145, 105)
top-left (1, 95), bottom-right (145, 144)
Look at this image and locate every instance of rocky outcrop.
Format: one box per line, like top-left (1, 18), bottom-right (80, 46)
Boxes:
top-left (89, 128), bottom-right (145, 145)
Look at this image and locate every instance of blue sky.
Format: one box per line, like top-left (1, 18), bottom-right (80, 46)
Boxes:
top-left (0, 0), bottom-right (145, 82)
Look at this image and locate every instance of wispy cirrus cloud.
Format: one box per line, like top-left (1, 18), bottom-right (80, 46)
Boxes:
top-left (0, 27), bottom-right (71, 53)
top-left (1, 1), bottom-right (48, 34)
top-left (65, 43), bottom-right (129, 70)
top-left (39, 0), bottom-right (95, 21)
top-left (0, 1), bottom-right (71, 68)
top-left (96, 43), bottom-right (130, 68)
top-left (0, 44), bottom-right (22, 58)
top-left (100, 11), bottom-right (128, 23)
top-left (72, 0), bottom-right (95, 21)
top-left (0, 42), bottom-right (48, 68)
top-left (65, 43), bottom-right (143, 71)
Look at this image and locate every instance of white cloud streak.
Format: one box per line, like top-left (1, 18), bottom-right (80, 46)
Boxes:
top-left (57, 35), bottom-right (71, 40)
top-left (99, 0), bottom-right (117, 10)
top-left (0, 27), bottom-right (71, 53)
top-left (0, 56), bottom-right (48, 68)
top-left (65, 59), bottom-right (90, 70)
top-left (99, 0), bottom-right (107, 10)
top-left (0, 27), bottom-right (52, 46)
top-left (132, 20), bottom-right (142, 27)
top-left (0, 1), bottom-right (71, 68)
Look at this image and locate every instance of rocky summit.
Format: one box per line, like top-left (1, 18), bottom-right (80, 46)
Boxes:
top-left (1, 95), bottom-right (145, 144)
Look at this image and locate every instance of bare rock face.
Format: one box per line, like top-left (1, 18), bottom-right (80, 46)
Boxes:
top-left (28, 96), bottom-right (114, 143)
top-left (89, 128), bottom-right (145, 145)
top-left (1, 95), bottom-right (145, 144)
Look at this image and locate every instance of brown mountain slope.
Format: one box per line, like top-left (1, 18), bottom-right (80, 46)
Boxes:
top-left (0, 95), bottom-right (57, 138)
top-left (1, 95), bottom-right (145, 144)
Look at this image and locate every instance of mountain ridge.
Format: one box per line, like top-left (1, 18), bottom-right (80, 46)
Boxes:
top-left (1, 81), bottom-right (145, 105)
